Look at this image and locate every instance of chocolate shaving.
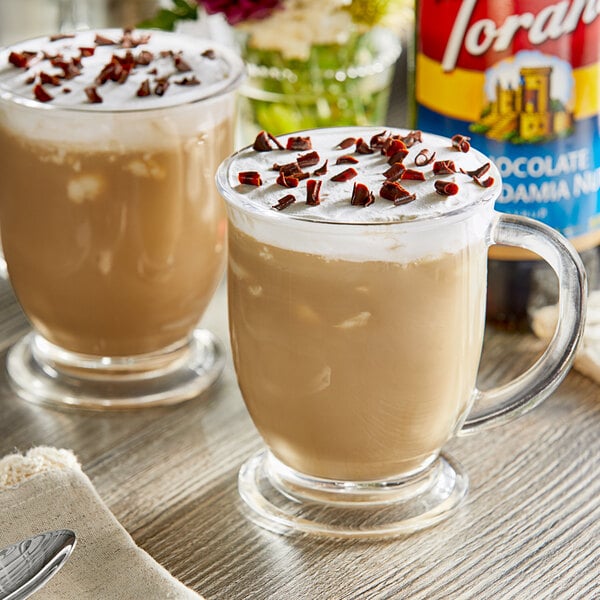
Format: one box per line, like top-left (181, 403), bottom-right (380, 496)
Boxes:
top-left (336, 137), bottom-right (356, 150)
top-left (313, 160), bottom-right (328, 176)
top-left (433, 160), bottom-right (457, 175)
top-left (174, 76), bottom-right (201, 86)
top-left (9, 51), bottom-right (37, 69)
top-left (287, 136), bottom-right (312, 151)
top-left (84, 85), bottom-right (103, 103)
top-left (474, 176), bottom-right (495, 188)
top-left (380, 181), bottom-right (416, 205)
top-left (297, 151), bottom-right (320, 169)
top-left (351, 182), bottom-right (375, 206)
top-left (135, 50), bottom-right (154, 65)
top-left (136, 79), bottom-right (151, 97)
top-left (253, 131), bottom-right (272, 152)
top-left (25, 75), bottom-right (36, 85)
top-left (238, 171), bottom-right (262, 186)
top-left (434, 180), bottom-right (459, 196)
top-left (154, 78), bottom-right (170, 96)
top-left (331, 168), bottom-right (358, 182)
top-left (62, 87), bottom-right (71, 94)
top-left (451, 134), bottom-right (471, 152)
top-left (415, 148), bottom-right (436, 167)
top-left (305, 179), bottom-right (322, 205)
top-left (253, 130), bottom-right (284, 151)
top-left (383, 163), bottom-right (406, 181)
top-left (272, 194), bottom-right (296, 211)
top-left (121, 29), bottom-right (150, 49)
top-left (383, 138), bottom-right (407, 158)
top-left (95, 53), bottom-right (134, 85)
top-left (387, 149), bottom-right (409, 165)
top-left (276, 173), bottom-right (299, 188)
top-left (400, 169), bottom-right (426, 181)
top-left (174, 55), bottom-right (192, 72)
top-left (355, 138), bottom-right (374, 154)
top-left (40, 71), bottom-right (61, 86)
top-left (201, 49), bottom-right (216, 59)
top-left (33, 84), bottom-right (53, 103)
top-left (369, 131), bottom-right (388, 149)
top-left (400, 130), bottom-right (423, 148)
top-left (461, 162), bottom-right (491, 179)
top-left (51, 58), bottom-right (81, 80)
top-left (273, 161), bottom-right (301, 176)
top-left (95, 33), bottom-right (116, 46)
top-left (335, 155), bottom-right (359, 165)
top-left (79, 47), bottom-right (96, 58)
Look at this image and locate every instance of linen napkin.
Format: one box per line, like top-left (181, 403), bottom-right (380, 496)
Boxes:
top-left (531, 290), bottom-right (600, 385)
top-left (0, 447), bottom-right (203, 599)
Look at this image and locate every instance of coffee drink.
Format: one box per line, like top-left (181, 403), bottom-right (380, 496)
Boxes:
top-left (220, 127), bottom-right (499, 481)
top-left (218, 126), bottom-right (586, 539)
top-left (0, 29), bottom-right (242, 357)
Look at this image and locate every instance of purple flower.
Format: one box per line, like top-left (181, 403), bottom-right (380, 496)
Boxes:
top-left (197, 0), bottom-right (282, 25)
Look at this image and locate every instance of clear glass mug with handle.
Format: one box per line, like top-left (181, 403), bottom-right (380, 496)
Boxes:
top-left (0, 29), bottom-right (244, 410)
top-left (216, 126), bottom-right (586, 539)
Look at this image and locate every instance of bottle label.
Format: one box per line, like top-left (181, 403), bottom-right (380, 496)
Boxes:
top-left (416, 0), bottom-right (600, 252)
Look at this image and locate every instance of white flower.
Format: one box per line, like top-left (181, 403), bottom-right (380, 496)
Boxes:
top-left (239, 0), bottom-right (356, 60)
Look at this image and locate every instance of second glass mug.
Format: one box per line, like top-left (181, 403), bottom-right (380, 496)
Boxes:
top-left (0, 31), bottom-right (244, 409)
top-left (217, 127), bottom-right (586, 538)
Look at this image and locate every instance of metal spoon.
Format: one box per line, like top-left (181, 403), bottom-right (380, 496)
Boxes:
top-left (0, 530), bottom-right (76, 600)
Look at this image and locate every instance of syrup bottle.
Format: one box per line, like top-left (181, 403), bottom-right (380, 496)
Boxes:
top-left (415, 0), bottom-right (600, 329)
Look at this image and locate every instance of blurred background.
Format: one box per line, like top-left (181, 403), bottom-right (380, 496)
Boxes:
top-left (0, 0), bottom-right (411, 128)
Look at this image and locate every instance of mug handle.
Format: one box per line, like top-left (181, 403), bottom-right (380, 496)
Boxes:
top-left (459, 212), bottom-right (587, 435)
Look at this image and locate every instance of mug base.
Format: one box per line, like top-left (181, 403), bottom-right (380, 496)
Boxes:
top-left (238, 450), bottom-right (468, 539)
top-left (6, 329), bottom-right (225, 410)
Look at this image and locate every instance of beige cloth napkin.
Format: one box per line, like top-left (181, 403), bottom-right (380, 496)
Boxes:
top-left (0, 447), bottom-right (203, 599)
top-left (531, 290), bottom-right (600, 385)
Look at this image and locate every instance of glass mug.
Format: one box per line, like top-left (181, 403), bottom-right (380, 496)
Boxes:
top-left (0, 30), bottom-right (244, 409)
top-left (217, 126), bottom-right (586, 538)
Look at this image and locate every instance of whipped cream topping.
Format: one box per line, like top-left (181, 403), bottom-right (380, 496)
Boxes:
top-left (0, 29), bottom-right (244, 111)
top-left (219, 127), bottom-right (501, 224)
top-left (218, 127), bottom-right (500, 262)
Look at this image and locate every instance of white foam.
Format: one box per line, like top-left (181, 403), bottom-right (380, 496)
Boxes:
top-left (0, 29), bottom-right (244, 149)
top-left (218, 127), bottom-right (500, 262)
top-left (0, 29), bottom-right (244, 111)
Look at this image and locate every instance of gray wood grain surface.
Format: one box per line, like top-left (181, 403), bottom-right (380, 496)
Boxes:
top-left (0, 276), bottom-right (598, 600)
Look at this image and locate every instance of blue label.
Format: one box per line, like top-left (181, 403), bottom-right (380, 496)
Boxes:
top-left (417, 105), bottom-right (600, 240)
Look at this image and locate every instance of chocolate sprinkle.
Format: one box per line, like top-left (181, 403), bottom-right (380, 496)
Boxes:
top-left (380, 181), bottom-right (416, 205)
top-left (336, 137), bottom-right (356, 149)
top-left (434, 180), bottom-right (459, 196)
top-left (84, 85), bottom-right (103, 103)
top-left (33, 84), bottom-right (53, 102)
top-left (351, 182), bottom-right (375, 206)
top-left (272, 194), bottom-right (296, 211)
top-left (313, 160), bottom-right (329, 176)
top-left (287, 136), bottom-right (312, 151)
top-left (238, 171), bottom-right (262, 186)
top-left (451, 134), bottom-right (471, 152)
top-left (305, 179), bottom-right (322, 205)
top-left (136, 79), bottom-right (151, 97)
top-left (331, 168), bottom-right (358, 182)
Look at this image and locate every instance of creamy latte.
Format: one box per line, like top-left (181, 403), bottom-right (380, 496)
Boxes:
top-left (219, 127), bottom-right (500, 480)
top-left (0, 29), bottom-right (243, 357)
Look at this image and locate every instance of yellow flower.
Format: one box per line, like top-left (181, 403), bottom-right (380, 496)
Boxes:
top-left (346, 0), bottom-right (392, 27)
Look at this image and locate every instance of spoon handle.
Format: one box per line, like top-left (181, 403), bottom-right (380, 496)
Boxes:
top-left (0, 530), bottom-right (76, 600)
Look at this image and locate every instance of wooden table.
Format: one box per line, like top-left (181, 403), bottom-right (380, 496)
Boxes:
top-left (0, 275), bottom-right (598, 600)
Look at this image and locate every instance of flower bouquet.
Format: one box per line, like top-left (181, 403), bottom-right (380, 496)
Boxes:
top-left (143, 1), bottom-right (408, 144)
